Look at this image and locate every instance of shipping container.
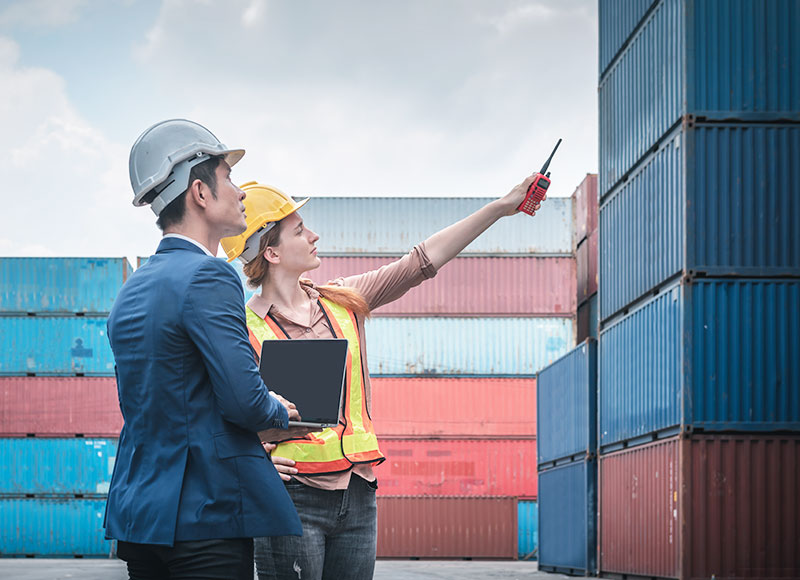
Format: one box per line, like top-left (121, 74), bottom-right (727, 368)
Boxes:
top-left (576, 230), bottom-right (598, 305)
top-left (599, 278), bottom-right (800, 452)
top-left (600, 122), bottom-right (800, 320)
top-left (599, 0), bottom-right (800, 196)
top-left (371, 377), bottom-right (536, 438)
top-left (576, 294), bottom-right (598, 345)
top-left (376, 496), bottom-right (517, 559)
top-left (0, 316), bottom-right (114, 376)
top-left (537, 340), bottom-right (597, 468)
top-left (598, 0), bottom-right (659, 76)
top-left (0, 438), bottom-right (116, 496)
top-left (0, 378), bottom-right (122, 437)
top-left (538, 459), bottom-right (597, 575)
top-left (364, 317), bottom-right (572, 376)
top-left (374, 439), bottom-right (537, 498)
top-left (599, 434), bottom-right (800, 580)
top-left (518, 499), bottom-right (539, 560)
top-left (0, 258), bottom-right (132, 315)
top-left (305, 256), bottom-right (575, 316)
top-left (0, 497), bottom-right (114, 557)
top-left (295, 197), bottom-right (572, 256)
top-left (572, 174), bottom-right (598, 248)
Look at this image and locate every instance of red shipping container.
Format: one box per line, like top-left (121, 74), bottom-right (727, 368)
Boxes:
top-left (375, 439), bottom-right (537, 497)
top-left (0, 377), bottom-right (122, 437)
top-left (576, 229), bottom-right (598, 305)
top-left (304, 256), bottom-right (575, 316)
top-left (599, 434), bottom-right (800, 579)
top-left (371, 377), bottom-right (535, 438)
top-left (572, 174), bottom-right (598, 248)
top-left (377, 496), bottom-right (518, 559)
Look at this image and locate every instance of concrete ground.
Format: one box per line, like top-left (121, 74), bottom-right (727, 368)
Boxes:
top-left (0, 559), bottom-right (570, 579)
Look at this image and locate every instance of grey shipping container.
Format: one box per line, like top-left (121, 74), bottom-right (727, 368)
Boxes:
top-left (599, 121), bottom-right (800, 321)
top-left (599, 0), bottom-right (800, 196)
top-left (599, 278), bottom-right (800, 453)
top-left (576, 294), bottom-right (598, 345)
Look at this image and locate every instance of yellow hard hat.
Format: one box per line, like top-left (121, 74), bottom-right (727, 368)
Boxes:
top-left (220, 181), bottom-right (309, 263)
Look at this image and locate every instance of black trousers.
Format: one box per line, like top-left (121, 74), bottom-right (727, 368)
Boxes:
top-left (117, 537), bottom-right (254, 580)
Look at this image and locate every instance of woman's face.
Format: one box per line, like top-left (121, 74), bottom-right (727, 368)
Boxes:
top-left (270, 211), bottom-right (321, 273)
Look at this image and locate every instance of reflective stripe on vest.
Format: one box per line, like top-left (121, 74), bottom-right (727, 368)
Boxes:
top-left (246, 297), bottom-right (384, 475)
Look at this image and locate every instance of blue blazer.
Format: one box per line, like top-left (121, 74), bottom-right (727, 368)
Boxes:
top-left (104, 237), bottom-right (302, 545)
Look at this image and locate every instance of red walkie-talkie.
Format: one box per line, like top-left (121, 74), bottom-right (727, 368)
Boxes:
top-left (518, 139), bottom-right (562, 215)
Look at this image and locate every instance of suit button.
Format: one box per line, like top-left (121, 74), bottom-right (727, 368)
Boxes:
top-left (305, 328), bottom-right (311, 333)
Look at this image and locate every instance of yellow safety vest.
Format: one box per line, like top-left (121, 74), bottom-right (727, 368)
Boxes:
top-left (246, 297), bottom-right (384, 475)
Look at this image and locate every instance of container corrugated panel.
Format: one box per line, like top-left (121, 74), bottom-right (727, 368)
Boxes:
top-left (0, 258), bottom-right (132, 315)
top-left (598, 0), bottom-right (659, 77)
top-left (0, 497), bottom-right (114, 557)
top-left (306, 256), bottom-right (576, 316)
top-left (376, 496), bottom-right (517, 559)
top-left (0, 377), bottom-right (122, 437)
top-left (576, 230), bottom-right (597, 305)
top-left (517, 500), bottom-right (538, 560)
top-left (371, 377), bottom-right (536, 437)
top-left (538, 459), bottom-right (597, 575)
top-left (599, 278), bottom-right (800, 452)
top-left (600, 0), bottom-right (800, 196)
top-left (599, 434), bottom-right (800, 579)
top-left (0, 316), bottom-right (114, 376)
top-left (374, 439), bottom-right (537, 498)
top-left (572, 175), bottom-right (598, 249)
top-left (537, 340), bottom-right (597, 467)
top-left (364, 317), bottom-right (572, 376)
top-left (576, 294), bottom-right (598, 345)
top-left (600, 122), bottom-right (800, 320)
top-left (296, 197), bottom-right (572, 256)
top-left (0, 438), bottom-right (116, 496)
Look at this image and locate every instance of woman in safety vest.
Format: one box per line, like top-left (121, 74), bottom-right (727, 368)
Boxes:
top-left (220, 178), bottom-right (544, 580)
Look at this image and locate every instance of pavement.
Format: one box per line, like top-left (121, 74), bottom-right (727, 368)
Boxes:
top-left (0, 559), bottom-right (570, 579)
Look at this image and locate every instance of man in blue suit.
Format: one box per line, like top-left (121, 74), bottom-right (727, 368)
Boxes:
top-left (106, 119), bottom-right (303, 579)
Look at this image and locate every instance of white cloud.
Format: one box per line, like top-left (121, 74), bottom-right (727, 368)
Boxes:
top-left (0, 0), bottom-right (89, 28)
top-left (242, 0), bottom-right (267, 28)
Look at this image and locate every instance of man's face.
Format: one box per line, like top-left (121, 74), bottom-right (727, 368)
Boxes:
top-left (205, 160), bottom-right (247, 238)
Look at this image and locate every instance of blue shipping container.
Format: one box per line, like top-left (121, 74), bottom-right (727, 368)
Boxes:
top-left (599, 278), bottom-right (800, 452)
top-left (537, 339), bottom-right (597, 468)
top-left (518, 500), bottom-right (538, 560)
top-left (538, 459), bottom-right (597, 575)
top-left (0, 438), bottom-right (117, 496)
top-left (0, 497), bottom-right (114, 557)
top-left (0, 316), bottom-right (114, 376)
top-left (599, 122), bottom-right (800, 321)
top-left (365, 317), bottom-right (573, 376)
top-left (599, 0), bottom-right (800, 196)
top-left (0, 258), bottom-right (132, 314)
top-left (598, 0), bottom-right (658, 76)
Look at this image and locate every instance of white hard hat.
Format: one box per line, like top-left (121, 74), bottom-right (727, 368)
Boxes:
top-left (129, 119), bottom-right (245, 216)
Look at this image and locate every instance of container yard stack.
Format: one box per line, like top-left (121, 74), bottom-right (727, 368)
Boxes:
top-left (536, 339), bottom-right (597, 575)
top-left (597, 1), bottom-right (800, 578)
top-left (297, 197), bottom-right (576, 559)
top-left (573, 175), bottom-right (598, 343)
top-left (0, 258), bottom-right (129, 557)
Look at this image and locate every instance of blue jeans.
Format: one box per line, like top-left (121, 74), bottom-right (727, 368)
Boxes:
top-left (254, 475), bottom-right (378, 580)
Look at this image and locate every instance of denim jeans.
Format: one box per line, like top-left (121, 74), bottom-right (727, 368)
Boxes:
top-left (117, 537), bottom-right (254, 580)
top-left (254, 475), bottom-right (378, 580)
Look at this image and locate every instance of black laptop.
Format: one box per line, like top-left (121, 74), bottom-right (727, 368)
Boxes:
top-left (258, 338), bottom-right (348, 428)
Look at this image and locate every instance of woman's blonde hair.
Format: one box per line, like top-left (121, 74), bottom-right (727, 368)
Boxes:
top-left (242, 219), bottom-right (370, 319)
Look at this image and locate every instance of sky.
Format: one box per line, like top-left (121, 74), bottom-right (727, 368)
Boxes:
top-left (0, 0), bottom-right (598, 260)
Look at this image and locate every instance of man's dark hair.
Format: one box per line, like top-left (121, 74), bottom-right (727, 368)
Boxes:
top-left (146, 155), bottom-right (224, 231)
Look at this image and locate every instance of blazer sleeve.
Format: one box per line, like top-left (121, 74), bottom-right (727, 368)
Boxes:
top-left (183, 258), bottom-right (288, 432)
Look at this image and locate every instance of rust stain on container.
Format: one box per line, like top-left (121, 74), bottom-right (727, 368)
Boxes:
top-left (599, 434), bottom-right (800, 579)
top-left (377, 496), bottom-right (518, 559)
top-left (372, 377), bottom-right (535, 437)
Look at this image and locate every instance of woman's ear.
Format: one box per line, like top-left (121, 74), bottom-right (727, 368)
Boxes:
top-left (263, 246), bottom-right (280, 265)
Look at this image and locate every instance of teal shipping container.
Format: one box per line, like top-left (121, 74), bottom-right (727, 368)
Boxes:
top-left (0, 438), bottom-right (117, 496)
top-left (0, 497), bottom-right (114, 557)
top-left (0, 258), bottom-right (132, 314)
top-left (518, 499), bottom-right (539, 560)
top-left (0, 316), bottom-right (114, 376)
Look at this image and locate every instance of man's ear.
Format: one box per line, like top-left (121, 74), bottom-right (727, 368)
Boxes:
top-left (186, 178), bottom-right (208, 209)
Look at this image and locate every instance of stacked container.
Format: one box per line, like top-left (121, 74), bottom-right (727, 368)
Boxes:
top-left (597, 1), bottom-right (800, 578)
top-left (0, 258), bottom-right (129, 557)
top-left (296, 197), bottom-right (576, 559)
top-left (573, 175), bottom-right (599, 343)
